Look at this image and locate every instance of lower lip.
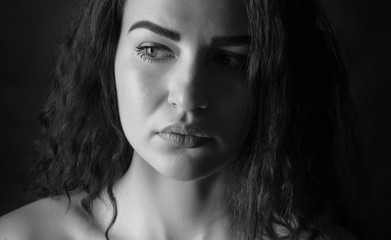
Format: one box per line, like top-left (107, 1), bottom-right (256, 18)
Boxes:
top-left (158, 133), bottom-right (212, 148)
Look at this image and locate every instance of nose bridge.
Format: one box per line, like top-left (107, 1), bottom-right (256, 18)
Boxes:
top-left (168, 53), bottom-right (209, 111)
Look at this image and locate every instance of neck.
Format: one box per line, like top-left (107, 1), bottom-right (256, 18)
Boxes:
top-left (97, 151), bottom-right (231, 240)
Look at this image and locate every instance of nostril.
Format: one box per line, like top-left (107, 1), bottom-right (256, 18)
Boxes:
top-left (167, 93), bottom-right (177, 107)
top-left (167, 91), bottom-right (209, 112)
top-left (198, 103), bottom-right (208, 110)
top-left (167, 63), bottom-right (210, 111)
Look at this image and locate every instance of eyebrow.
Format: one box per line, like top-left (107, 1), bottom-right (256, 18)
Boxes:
top-left (211, 35), bottom-right (251, 47)
top-left (128, 20), bottom-right (250, 47)
top-left (128, 20), bottom-right (181, 41)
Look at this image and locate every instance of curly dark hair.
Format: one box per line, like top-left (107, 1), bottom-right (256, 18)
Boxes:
top-left (27, 0), bottom-right (366, 239)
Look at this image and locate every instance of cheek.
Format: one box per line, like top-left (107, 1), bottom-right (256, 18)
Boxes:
top-left (214, 75), bottom-right (245, 119)
top-left (209, 76), bottom-right (246, 148)
top-left (115, 60), bottom-right (167, 139)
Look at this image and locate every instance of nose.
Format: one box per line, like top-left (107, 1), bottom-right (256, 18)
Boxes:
top-left (167, 58), bottom-right (209, 112)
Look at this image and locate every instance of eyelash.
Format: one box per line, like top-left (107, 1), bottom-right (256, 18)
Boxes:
top-left (135, 43), bottom-right (174, 63)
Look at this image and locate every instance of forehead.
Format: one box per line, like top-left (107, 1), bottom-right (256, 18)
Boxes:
top-left (122, 0), bottom-right (248, 39)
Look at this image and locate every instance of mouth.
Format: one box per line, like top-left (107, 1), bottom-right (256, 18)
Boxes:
top-left (157, 123), bottom-right (213, 148)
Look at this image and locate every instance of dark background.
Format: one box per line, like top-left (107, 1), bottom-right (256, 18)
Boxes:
top-left (0, 0), bottom-right (390, 238)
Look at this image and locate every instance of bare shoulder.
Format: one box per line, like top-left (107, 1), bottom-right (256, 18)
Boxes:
top-left (0, 200), bottom-right (36, 240)
top-left (0, 193), bottom-right (98, 240)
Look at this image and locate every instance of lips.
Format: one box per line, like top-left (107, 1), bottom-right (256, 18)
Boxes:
top-left (157, 123), bottom-right (213, 148)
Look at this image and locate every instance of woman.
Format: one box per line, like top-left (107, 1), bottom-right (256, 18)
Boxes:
top-left (0, 0), bottom-right (364, 239)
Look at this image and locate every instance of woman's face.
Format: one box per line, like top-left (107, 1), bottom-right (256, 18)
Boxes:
top-left (115, 0), bottom-right (249, 181)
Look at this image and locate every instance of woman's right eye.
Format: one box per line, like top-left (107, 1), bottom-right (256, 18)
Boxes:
top-left (135, 43), bottom-right (174, 63)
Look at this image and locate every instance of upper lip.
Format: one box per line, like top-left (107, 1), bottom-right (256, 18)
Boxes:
top-left (159, 123), bottom-right (211, 138)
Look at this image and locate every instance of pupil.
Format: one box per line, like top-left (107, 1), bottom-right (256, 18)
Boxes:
top-left (218, 55), bottom-right (230, 65)
top-left (147, 47), bottom-right (156, 57)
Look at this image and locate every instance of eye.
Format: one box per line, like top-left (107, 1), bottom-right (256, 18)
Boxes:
top-left (135, 43), bottom-right (174, 63)
top-left (211, 52), bottom-right (247, 72)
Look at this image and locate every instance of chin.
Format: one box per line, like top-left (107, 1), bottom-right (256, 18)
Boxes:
top-left (148, 153), bottom-right (229, 182)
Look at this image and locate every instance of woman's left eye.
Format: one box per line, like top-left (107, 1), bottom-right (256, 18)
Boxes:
top-left (211, 52), bottom-right (247, 72)
top-left (135, 43), bottom-right (174, 63)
